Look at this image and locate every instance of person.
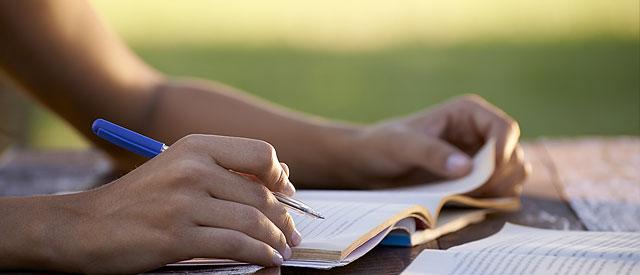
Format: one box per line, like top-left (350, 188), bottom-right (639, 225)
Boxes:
top-left (0, 1), bottom-right (529, 273)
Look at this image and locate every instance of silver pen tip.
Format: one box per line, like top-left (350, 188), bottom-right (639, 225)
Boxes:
top-left (311, 211), bottom-right (326, 219)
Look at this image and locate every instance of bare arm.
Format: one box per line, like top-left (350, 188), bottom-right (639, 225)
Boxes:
top-left (0, 0), bottom-right (526, 192)
top-left (0, 0), bottom-right (360, 187)
top-left (145, 80), bottom-right (362, 188)
top-left (0, 0), bottom-right (162, 168)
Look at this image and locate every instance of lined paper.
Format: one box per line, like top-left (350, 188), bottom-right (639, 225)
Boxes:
top-left (294, 140), bottom-right (496, 215)
top-left (402, 224), bottom-right (640, 275)
top-left (291, 200), bottom-right (412, 251)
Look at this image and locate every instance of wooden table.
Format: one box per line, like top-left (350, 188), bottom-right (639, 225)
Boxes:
top-left (1, 137), bottom-right (637, 274)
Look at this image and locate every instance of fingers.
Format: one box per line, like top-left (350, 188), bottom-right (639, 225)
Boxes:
top-left (203, 167), bottom-right (302, 247)
top-left (280, 162), bottom-right (290, 177)
top-left (394, 131), bottom-right (473, 178)
top-left (470, 144), bottom-right (529, 197)
top-left (191, 198), bottom-right (292, 260)
top-left (174, 135), bottom-right (296, 196)
top-left (187, 227), bottom-right (285, 267)
top-left (457, 95), bottom-right (520, 167)
top-left (489, 120), bottom-right (520, 168)
top-left (166, 135), bottom-right (301, 248)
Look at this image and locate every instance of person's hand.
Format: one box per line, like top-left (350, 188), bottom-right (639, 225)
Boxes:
top-left (343, 94), bottom-right (530, 197)
top-left (40, 134), bottom-right (301, 274)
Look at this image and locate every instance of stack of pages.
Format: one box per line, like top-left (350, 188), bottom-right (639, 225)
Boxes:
top-left (176, 140), bottom-right (520, 269)
top-left (402, 223), bottom-right (640, 275)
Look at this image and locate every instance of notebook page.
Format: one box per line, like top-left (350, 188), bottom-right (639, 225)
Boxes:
top-left (295, 191), bottom-right (442, 218)
top-left (295, 140), bottom-right (496, 215)
top-left (291, 199), bottom-right (414, 252)
top-left (173, 200), bottom-right (416, 267)
top-left (393, 139), bottom-right (495, 195)
top-left (402, 223), bottom-right (640, 275)
top-left (285, 225), bottom-right (395, 269)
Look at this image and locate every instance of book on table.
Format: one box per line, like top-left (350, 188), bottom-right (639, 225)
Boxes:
top-left (174, 140), bottom-right (521, 269)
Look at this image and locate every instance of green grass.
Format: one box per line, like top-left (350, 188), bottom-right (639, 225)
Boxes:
top-left (26, 38), bottom-right (639, 148)
top-left (135, 38), bottom-right (640, 136)
top-left (17, 0), bottom-right (640, 148)
top-left (92, 0), bottom-right (638, 51)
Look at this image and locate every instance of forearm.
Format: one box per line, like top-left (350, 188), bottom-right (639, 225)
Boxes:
top-left (143, 79), bottom-right (365, 188)
top-left (0, 0), bottom-right (163, 168)
top-left (0, 0), bottom-right (366, 187)
top-left (0, 195), bottom-right (85, 272)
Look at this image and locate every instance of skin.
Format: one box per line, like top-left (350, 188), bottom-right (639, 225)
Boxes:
top-left (0, 135), bottom-right (298, 273)
top-left (0, 0), bottom-right (529, 273)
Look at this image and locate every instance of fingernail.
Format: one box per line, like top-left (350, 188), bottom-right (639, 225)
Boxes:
top-left (283, 245), bottom-right (292, 259)
top-left (272, 249), bottom-right (284, 265)
top-left (283, 179), bottom-right (296, 196)
top-left (446, 153), bottom-right (470, 173)
top-left (291, 228), bottom-right (302, 246)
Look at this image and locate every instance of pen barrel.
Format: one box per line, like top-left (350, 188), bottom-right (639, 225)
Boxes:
top-left (92, 119), bottom-right (165, 158)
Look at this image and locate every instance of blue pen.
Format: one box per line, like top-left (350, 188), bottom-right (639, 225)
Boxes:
top-left (91, 118), bottom-right (324, 219)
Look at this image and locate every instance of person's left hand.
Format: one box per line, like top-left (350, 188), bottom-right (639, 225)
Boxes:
top-left (340, 94), bottom-right (530, 198)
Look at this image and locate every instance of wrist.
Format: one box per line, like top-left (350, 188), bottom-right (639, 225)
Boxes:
top-left (0, 194), bottom-right (90, 272)
top-left (315, 122), bottom-right (370, 187)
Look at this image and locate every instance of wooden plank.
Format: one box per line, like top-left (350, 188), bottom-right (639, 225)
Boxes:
top-left (0, 149), bottom-right (112, 196)
top-left (540, 138), bottom-right (640, 231)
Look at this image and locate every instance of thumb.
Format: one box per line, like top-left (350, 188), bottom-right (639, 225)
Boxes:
top-left (395, 132), bottom-right (472, 178)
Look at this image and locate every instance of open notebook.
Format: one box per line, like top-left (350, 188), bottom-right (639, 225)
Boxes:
top-left (175, 140), bottom-right (520, 269)
top-left (402, 223), bottom-right (640, 275)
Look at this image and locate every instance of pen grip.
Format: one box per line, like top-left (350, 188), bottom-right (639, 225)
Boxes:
top-left (92, 119), bottom-right (165, 158)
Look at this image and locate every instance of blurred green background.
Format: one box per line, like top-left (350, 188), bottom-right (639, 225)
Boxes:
top-left (3, 0), bottom-right (639, 149)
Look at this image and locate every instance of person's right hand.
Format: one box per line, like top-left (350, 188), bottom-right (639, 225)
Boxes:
top-left (47, 134), bottom-right (301, 274)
